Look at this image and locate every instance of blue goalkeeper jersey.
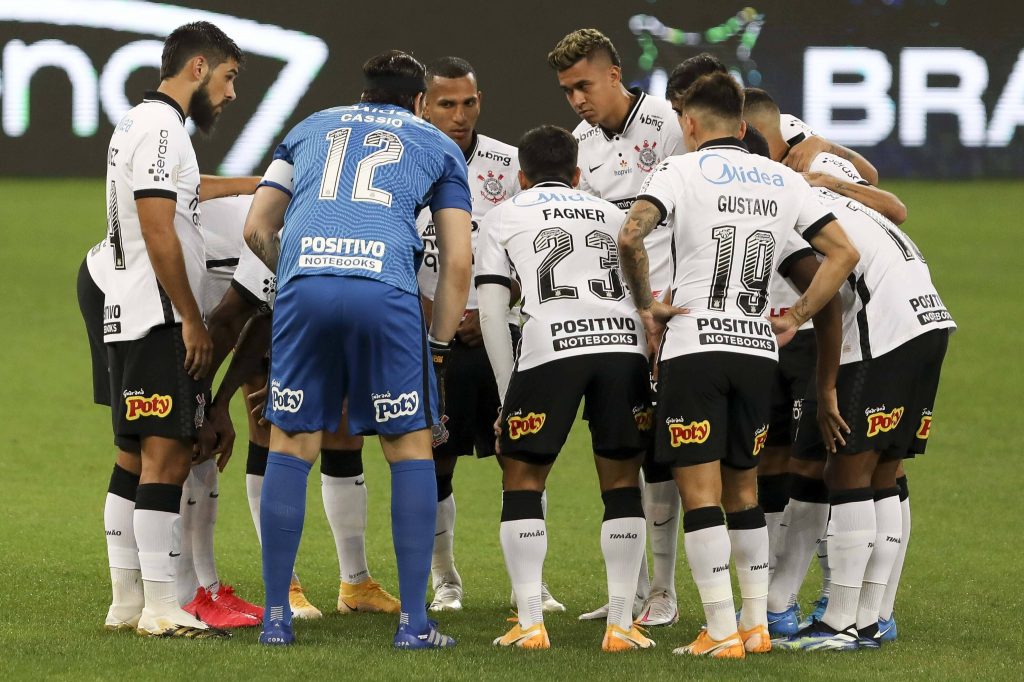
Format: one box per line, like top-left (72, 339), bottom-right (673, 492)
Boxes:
top-left (267, 103), bottom-right (471, 295)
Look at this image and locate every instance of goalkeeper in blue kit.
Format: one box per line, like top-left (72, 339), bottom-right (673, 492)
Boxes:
top-left (243, 50), bottom-right (473, 648)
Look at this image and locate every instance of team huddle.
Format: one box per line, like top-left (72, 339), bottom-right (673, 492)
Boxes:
top-left (77, 22), bottom-right (955, 655)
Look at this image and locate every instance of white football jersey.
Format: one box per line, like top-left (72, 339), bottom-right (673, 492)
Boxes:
top-left (416, 132), bottom-right (520, 309)
top-left (573, 89), bottom-right (685, 300)
top-left (200, 195), bottom-right (253, 315)
top-left (638, 137), bottom-right (837, 361)
top-left (809, 153), bottom-right (956, 363)
top-left (475, 182), bottom-right (644, 371)
top-left (779, 113), bottom-right (816, 147)
top-left (102, 91), bottom-right (202, 342)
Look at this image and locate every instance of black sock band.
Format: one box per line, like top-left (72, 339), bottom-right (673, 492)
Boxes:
top-left (601, 486), bottom-right (644, 521)
top-left (683, 506), bottom-right (724, 533)
top-left (790, 474), bottom-right (830, 504)
top-left (829, 486), bottom-right (874, 506)
top-left (726, 506), bottom-right (766, 530)
top-left (501, 490), bottom-right (544, 522)
top-left (134, 483), bottom-right (182, 514)
top-left (246, 441), bottom-right (269, 476)
top-left (757, 473), bottom-right (790, 512)
top-left (320, 449), bottom-right (363, 478)
top-left (108, 464), bottom-right (140, 501)
top-left (896, 475), bottom-right (909, 501)
top-left (873, 486), bottom-right (901, 501)
top-left (436, 473), bottom-right (454, 502)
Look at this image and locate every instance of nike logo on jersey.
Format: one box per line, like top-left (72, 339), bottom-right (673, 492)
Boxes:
top-left (589, 163), bottom-right (604, 173)
top-left (653, 517), bottom-right (675, 527)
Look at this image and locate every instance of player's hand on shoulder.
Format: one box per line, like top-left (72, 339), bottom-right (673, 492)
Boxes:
top-left (815, 387), bottom-right (850, 454)
top-left (784, 136), bottom-right (830, 173)
top-left (182, 315), bottom-right (214, 380)
top-left (455, 310), bottom-right (484, 347)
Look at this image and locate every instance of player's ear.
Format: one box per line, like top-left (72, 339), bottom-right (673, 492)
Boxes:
top-left (738, 119), bottom-right (748, 140)
top-left (608, 64), bottom-right (621, 87)
top-left (571, 166), bottom-right (581, 188)
top-left (518, 169), bottom-right (531, 190)
top-left (189, 55), bottom-right (207, 82)
top-left (476, 90), bottom-right (483, 109)
top-left (413, 91), bottom-right (425, 118)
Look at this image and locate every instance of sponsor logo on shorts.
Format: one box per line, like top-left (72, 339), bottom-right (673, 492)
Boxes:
top-left (633, 405), bottom-right (654, 432)
top-left (793, 398), bottom-right (804, 422)
top-left (866, 405), bottom-right (904, 437)
top-left (666, 418), bottom-right (711, 447)
top-left (696, 317), bottom-right (776, 352)
top-left (271, 382), bottom-right (304, 413)
top-left (507, 412), bottom-right (546, 440)
top-left (753, 424), bottom-right (769, 456)
top-left (917, 410), bottom-right (933, 439)
top-left (124, 393), bottom-right (172, 420)
top-left (373, 391), bottom-right (419, 422)
top-left (194, 393), bottom-right (206, 430)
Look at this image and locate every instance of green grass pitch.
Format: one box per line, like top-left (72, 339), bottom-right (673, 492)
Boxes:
top-left (0, 179), bottom-right (1021, 680)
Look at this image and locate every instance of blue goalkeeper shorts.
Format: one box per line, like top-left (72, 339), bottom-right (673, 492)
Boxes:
top-left (266, 275), bottom-right (439, 436)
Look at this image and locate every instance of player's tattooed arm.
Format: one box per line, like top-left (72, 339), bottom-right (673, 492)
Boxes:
top-left (619, 199), bottom-right (662, 312)
top-left (803, 172), bottom-right (907, 225)
top-left (243, 185), bottom-right (289, 271)
top-left (786, 137), bottom-right (880, 185)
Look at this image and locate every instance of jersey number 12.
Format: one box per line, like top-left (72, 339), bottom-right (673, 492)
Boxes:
top-left (319, 128), bottom-right (405, 206)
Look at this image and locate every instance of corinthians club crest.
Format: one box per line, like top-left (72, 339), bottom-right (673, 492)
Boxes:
top-left (635, 140), bottom-right (659, 172)
top-left (478, 170), bottom-right (507, 204)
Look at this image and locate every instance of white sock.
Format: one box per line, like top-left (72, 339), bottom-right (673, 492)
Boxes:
top-left (644, 480), bottom-right (679, 597)
top-left (322, 472), bottom-right (370, 584)
top-left (135, 504), bottom-right (183, 616)
top-left (817, 536), bottom-right (831, 598)
top-left (175, 478), bottom-right (199, 605)
top-left (767, 499), bottom-right (829, 612)
top-left (766, 510), bottom-right (785, 577)
top-left (602, 516), bottom-right (646, 630)
top-left (684, 512), bottom-right (735, 641)
top-left (729, 518), bottom-right (769, 631)
top-left (105, 492), bottom-right (140, 570)
top-left (190, 460), bottom-right (219, 593)
top-left (245, 473), bottom-right (263, 544)
top-left (856, 491), bottom-right (902, 629)
top-left (500, 517), bottom-right (546, 629)
top-left (541, 489), bottom-right (548, 518)
top-left (822, 494), bottom-right (876, 630)
top-left (431, 493), bottom-right (457, 587)
top-left (109, 566), bottom-right (143, 611)
top-left (880, 494), bottom-right (911, 620)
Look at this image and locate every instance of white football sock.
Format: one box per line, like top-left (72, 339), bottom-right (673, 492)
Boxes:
top-left (135, 504), bottom-right (185, 617)
top-left (431, 493), bottom-right (458, 587)
top-left (500, 518), bottom-right (546, 629)
top-left (817, 536), bottom-right (831, 598)
top-left (767, 499), bottom-right (829, 612)
top-left (602, 516), bottom-right (646, 630)
top-left (766, 510), bottom-right (785, 578)
top-left (730, 524), bottom-right (770, 631)
top-left (322, 472), bottom-right (370, 584)
top-left (684, 518), bottom-right (735, 641)
top-left (105, 492), bottom-right (140, 570)
top-left (856, 491), bottom-right (902, 629)
top-left (245, 473), bottom-right (263, 543)
top-left (175, 477), bottom-right (198, 605)
top-left (822, 494), bottom-right (876, 630)
top-left (190, 460), bottom-right (220, 594)
top-left (644, 480), bottom-right (679, 597)
top-left (879, 494), bottom-right (911, 620)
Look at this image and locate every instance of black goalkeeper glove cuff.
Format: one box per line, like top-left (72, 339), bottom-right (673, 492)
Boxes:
top-left (428, 336), bottom-right (451, 414)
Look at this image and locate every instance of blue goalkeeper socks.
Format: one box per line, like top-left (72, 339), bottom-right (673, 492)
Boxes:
top-left (261, 452), bottom-right (312, 626)
top-left (390, 459), bottom-right (438, 632)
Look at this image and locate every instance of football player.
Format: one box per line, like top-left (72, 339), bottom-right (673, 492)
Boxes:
top-left (548, 27), bottom-right (685, 626)
top-left (416, 56), bottom-right (563, 613)
top-left (477, 125), bottom-right (662, 651)
top-left (620, 73), bottom-right (860, 657)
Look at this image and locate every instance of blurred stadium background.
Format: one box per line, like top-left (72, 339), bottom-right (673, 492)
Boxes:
top-left (1, 1), bottom-right (1021, 678)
